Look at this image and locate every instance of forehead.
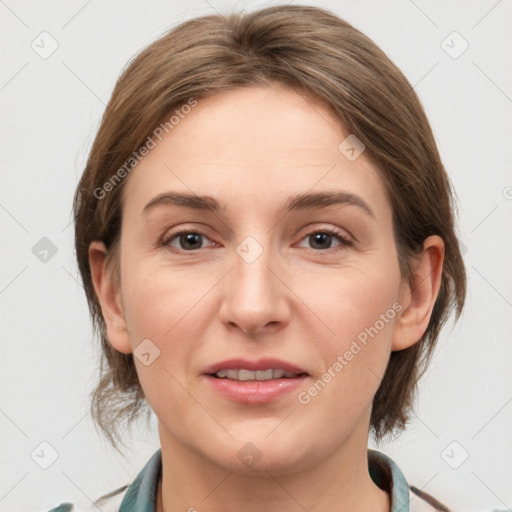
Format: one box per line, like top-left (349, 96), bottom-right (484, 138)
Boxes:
top-left (157, 86), bottom-right (348, 167)
top-left (123, 85), bottom-right (390, 219)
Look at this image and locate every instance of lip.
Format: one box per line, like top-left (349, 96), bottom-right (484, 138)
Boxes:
top-left (202, 358), bottom-right (309, 404)
top-left (204, 374), bottom-right (308, 404)
top-left (202, 358), bottom-right (308, 375)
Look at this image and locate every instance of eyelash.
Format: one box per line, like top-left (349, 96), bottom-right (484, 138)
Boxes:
top-left (160, 227), bottom-right (353, 253)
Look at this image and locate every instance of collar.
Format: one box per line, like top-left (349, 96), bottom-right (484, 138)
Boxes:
top-left (118, 448), bottom-right (412, 512)
top-left (119, 449), bottom-right (162, 512)
top-left (368, 448), bottom-right (411, 511)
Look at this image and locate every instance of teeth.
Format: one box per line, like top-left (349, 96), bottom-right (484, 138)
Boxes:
top-left (238, 369), bottom-right (254, 381)
top-left (214, 369), bottom-right (300, 381)
top-left (273, 369), bottom-right (285, 379)
top-left (255, 370), bottom-right (274, 381)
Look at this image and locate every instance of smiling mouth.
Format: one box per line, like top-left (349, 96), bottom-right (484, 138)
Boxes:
top-left (211, 369), bottom-right (308, 381)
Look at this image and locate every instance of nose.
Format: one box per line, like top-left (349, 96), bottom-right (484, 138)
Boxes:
top-left (218, 238), bottom-right (290, 337)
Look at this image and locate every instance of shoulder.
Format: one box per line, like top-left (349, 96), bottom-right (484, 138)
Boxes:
top-left (409, 486), bottom-right (450, 512)
top-left (45, 448), bottom-right (161, 512)
top-left (45, 485), bottom-right (128, 512)
top-left (368, 449), bottom-right (451, 512)
top-left (46, 506), bottom-right (73, 512)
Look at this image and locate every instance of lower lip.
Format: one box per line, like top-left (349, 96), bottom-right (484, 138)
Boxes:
top-left (204, 375), bottom-right (308, 404)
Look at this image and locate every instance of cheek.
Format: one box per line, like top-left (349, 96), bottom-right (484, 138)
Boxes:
top-left (308, 260), bottom-right (400, 343)
top-left (121, 259), bottom-right (201, 339)
top-left (120, 264), bottom-right (211, 418)
top-left (120, 259), bottom-right (220, 382)
top-left (300, 262), bottom-right (401, 395)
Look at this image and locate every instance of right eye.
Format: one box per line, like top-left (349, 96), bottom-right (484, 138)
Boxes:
top-left (162, 230), bottom-right (218, 252)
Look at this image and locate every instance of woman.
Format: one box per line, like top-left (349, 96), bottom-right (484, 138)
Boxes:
top-left (49, 4), bottom-right (465, 511)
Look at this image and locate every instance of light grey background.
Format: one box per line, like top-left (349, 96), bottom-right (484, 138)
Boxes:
top-left (1, 1), bottom-right (511, 511)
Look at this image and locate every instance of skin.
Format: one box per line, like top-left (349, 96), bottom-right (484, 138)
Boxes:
top-left (89, 85), bottom-right (444, 512)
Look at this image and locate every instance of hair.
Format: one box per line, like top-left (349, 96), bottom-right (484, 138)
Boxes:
top-left (73, 4), bottom-right (466, 453)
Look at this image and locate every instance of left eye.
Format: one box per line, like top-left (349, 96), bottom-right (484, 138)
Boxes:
top-left (298, 229), bottom-right (352, 251)
top-left (163, 229), bottom-right (352, 252)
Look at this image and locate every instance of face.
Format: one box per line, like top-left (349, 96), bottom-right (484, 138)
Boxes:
top-left (106, 85), bottom-right (409, 474)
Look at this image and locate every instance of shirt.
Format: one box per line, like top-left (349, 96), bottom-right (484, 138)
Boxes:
top-left (46, 449), bottom-right (449, 511)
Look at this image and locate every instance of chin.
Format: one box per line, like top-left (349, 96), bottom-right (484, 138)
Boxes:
top-left (205, 433), bottom-right (321, 476)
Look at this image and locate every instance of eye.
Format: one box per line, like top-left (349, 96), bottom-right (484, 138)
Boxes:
top-left (161, 227), bottom-right (353, 253)
top-left (298, 228), bottom-right (353, 251)
top-left (163, 230), bottom-right (216, 251)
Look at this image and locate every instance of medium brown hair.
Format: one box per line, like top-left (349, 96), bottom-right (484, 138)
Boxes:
top-left (74, 4), bottom-right (466, 452)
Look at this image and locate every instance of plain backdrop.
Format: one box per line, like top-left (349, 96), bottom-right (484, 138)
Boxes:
top-left (1, 1), bottom-right (511, 511)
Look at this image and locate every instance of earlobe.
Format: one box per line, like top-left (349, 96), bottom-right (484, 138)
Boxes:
top-left (392, 235), bottom-right (445, 351)
top-left (89, 241), bottom-right (132, 354)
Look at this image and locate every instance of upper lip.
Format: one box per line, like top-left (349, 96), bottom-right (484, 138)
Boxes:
top-left (202, 358), bottom-right (308, 375)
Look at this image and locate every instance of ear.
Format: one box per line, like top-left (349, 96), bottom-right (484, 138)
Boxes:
top-left (392, 235), bottom-right (445, 351)
top-left (89, 241), bottom-right (132, 354)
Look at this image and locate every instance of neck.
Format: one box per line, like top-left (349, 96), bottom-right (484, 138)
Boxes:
top-left (156, 422), bottom-right (390, 512)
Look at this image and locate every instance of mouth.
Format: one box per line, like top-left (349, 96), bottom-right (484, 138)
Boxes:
top-left (202, 358), bottom-right (309, 403)
top-left (211, 368), bottom-right (307, 380)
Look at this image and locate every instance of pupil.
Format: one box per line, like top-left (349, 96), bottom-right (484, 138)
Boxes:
top-left (181, 233), bottom-right (201, 250)
top-left (311, 233), bottom-right (331, 249)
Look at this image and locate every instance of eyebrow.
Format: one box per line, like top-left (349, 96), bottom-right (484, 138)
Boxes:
top-left (142, 190), bottom-right (375, 218)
